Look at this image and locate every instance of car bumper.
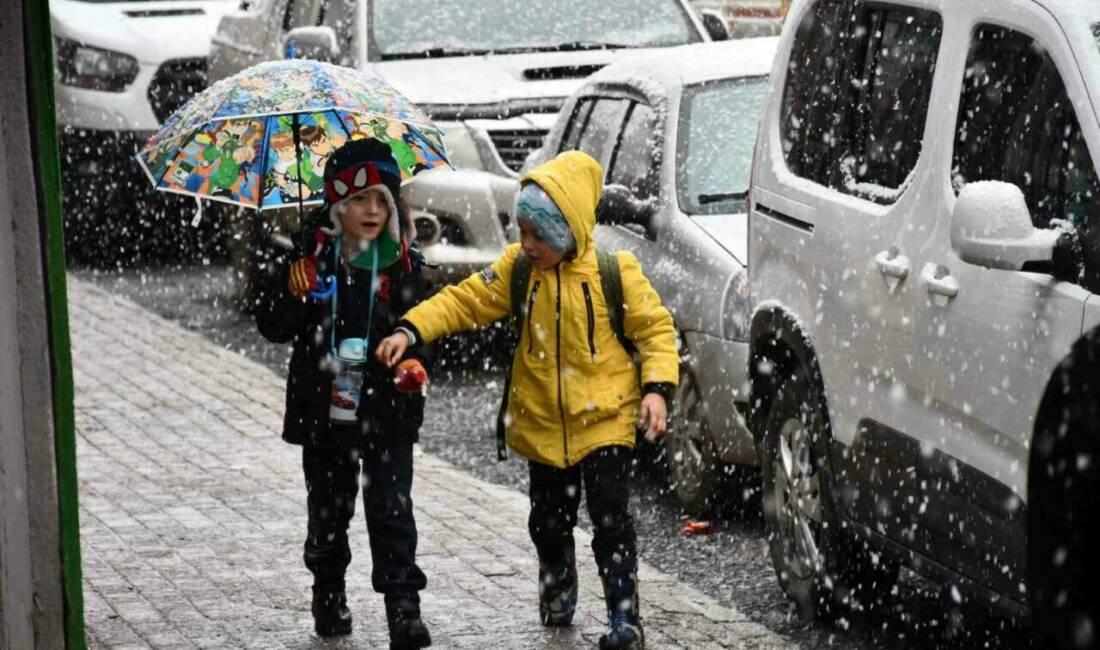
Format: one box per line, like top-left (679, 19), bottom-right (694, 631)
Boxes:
top-left (681, 331), bottom-right (756, 465)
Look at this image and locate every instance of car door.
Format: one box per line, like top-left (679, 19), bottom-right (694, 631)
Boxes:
top-left (759, 0), bottom-right (945, 559)
top-left (913, 12), bottom-right (1100, 598)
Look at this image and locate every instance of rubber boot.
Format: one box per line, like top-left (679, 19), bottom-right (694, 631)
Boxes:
top-left (386, 597), bottom-right (432, 650)
top-left (598, 573), bottom-right (644, 650)
top-left (312, 590), bottom-right (352, 637)
top-left (538, 548), bottom-right (578, 626)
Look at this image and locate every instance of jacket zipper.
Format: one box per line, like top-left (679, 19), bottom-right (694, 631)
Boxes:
top-left (555, 267), bottom-right (568, 464)
top-left (526, 280), bottom-right (541, 354)
top-left (581, 282), bottom-right (596, 362)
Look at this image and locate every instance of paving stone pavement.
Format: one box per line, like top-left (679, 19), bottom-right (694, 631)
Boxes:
top-left (70, 277), bottom-right (800, 650)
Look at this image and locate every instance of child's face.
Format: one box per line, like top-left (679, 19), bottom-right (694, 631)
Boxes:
top-left (340, 188), bottom-right (390, 243)
top-left (518, 220), bottom-right (565, 271)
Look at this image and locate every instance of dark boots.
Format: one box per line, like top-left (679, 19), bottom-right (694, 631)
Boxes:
top-left (312, 590), bottom-right (353, 637)
top-left (599, 573), bottom-right (644, 650)
top-left (538, 552), bottom-right (578, 626)
top-left (386, 597), bottom-right (432, 650)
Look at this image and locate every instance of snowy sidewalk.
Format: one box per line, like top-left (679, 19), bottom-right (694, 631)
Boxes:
top-left (70, 277), bottom-right (797, 649)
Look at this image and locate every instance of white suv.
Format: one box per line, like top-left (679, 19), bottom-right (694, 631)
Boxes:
top-left (748, 0), bottom-right (1100, 640)
top-left (52, 0), bottom-right (236, 261)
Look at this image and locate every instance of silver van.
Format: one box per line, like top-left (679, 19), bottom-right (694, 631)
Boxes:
top-left (749, 0), bottom-right (1100, 640)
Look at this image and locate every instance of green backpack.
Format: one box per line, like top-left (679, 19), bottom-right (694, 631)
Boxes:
top-left (494, 249), bottom-right (634, 460)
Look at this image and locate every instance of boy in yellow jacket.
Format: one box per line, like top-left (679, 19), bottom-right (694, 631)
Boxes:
top-left (376, 151), bottom-right (678, 650)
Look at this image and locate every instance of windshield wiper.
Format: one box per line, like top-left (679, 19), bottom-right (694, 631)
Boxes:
top-left (473, 42), bottom-right (637, 55)
top-left (381, 47), bottom-right (492, 61)
top-left (551, 41), bottom-right (636, 51)
top-left (697, 191), bottom-right (748, 205)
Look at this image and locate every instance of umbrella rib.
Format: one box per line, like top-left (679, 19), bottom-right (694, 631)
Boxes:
top-left (256, 115), bottom-right (275, 214)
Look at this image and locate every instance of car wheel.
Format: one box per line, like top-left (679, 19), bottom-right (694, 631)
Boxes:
top-left (1029, 352), bottom-right (1100, 650)
top-left (761, 364), bottom-right (896, 623)
top-left (667, 366), bottom-right (724, 516)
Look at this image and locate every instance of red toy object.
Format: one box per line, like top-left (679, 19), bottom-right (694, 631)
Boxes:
top-left (681, 520), bottom-right (715, 535)
top-left (394, 359), bottom-right (428, 393)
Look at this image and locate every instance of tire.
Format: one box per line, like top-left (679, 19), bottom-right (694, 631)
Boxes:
top-left (760, 364), bottom-right (897, 624)
top-left (1029, 347), bottom-right (1100, 650)
top-left (666, 365), bottom-right (725, 516)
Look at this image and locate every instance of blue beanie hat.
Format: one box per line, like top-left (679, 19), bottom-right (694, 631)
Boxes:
top-left (515, 183), bottom-right (576, 254)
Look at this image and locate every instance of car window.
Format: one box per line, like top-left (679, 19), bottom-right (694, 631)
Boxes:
top-left (370, 0), bottom-right (700, 60)
top-left (678, 76), bottom-right (768, 215)
top-left (560, 99), bottom-right (595, 153)
top-left (608, 102), bottom-right (659, 199)
top-left (781, 0), bottom-right (942, 204)
top-left (284, 0), bottom-right (322, 30)
top-left (953, 25), bottom-right (1100, 293)
top-left (575, 98), bottom-right (630, 170)
top-left (320, 0), bottom-right (357, 63)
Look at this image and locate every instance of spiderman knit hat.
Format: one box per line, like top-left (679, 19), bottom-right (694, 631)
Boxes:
top-left (322, 138), bottom-right (417, 268)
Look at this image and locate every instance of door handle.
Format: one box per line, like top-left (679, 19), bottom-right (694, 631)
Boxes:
top-left (875, 248), bottom-right (911, 279)
top-left (921, 263), bottom-right (959, 300)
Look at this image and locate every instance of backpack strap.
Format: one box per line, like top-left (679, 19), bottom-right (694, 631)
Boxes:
top-left (596, 249), bottom-right (636, 357)
top-left (497, 252), bottom-right (532, 461)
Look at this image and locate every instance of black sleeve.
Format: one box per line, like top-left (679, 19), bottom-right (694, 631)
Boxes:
top-left (642, 382), bottom-right (674, 402)
top-left (253, 240), bottom-right (311, 344)
top-left (396, 262), bottom-right (435, 371)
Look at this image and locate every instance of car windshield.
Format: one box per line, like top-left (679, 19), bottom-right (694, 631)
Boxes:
top-left (371, 0), bottom-right (701, 59)
top-left (676, 76), bottom-right (768, 215)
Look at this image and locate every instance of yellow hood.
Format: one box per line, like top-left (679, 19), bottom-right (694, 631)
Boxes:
top-left (520, 150), bottom-right (603, 259)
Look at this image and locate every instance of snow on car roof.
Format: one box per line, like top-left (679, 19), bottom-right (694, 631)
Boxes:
top-left (581, 37), bottom-right (779, 105)
top-left (1036, 0), bottom-right (1100, 24)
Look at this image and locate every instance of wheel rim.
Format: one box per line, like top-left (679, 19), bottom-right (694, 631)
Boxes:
top-left (668, 370), bottom-right (708, 498)
top-left (772, 415), bottom-right (823, 582)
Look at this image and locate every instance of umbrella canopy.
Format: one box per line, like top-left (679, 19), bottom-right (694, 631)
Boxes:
top-left (135, 60), bottom-right (451, 213)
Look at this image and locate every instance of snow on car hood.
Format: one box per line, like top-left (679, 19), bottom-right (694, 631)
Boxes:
top-left (371, 49), bottom-right (647, 108)
top-left (692, 213), bottom-right (748, 266)
top-left (51, 0), bottom-right (235, 64)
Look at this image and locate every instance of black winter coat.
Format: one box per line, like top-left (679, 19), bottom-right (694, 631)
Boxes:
top-left (255, 225), bottom-right (433, 446)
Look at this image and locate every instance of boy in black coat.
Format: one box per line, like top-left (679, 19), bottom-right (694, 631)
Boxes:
top-left (255, 138), bottom-right (432, 649)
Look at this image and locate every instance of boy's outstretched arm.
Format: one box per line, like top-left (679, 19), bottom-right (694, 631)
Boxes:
top-left (376, 244), bottom-right (522, 366)
top-left (617, 251), bottom-right (679, 438)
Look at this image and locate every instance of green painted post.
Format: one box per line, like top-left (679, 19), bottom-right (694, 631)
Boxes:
top-left (23, 1), bottom-right (86, 648)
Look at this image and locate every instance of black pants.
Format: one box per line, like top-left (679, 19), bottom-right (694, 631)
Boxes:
top-left (528, 445), bottom-right (637, 578)
top-left (302, 437), bottom-right (427, 602)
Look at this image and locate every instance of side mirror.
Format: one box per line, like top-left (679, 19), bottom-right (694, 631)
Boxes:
top-left (284, 26), bottom-right (339, 63)
top-left (597, 184), bottom-right (655, 228)
top-left (700, 10), bottom-right (730, 41)
top-left (951, 181), bottom-right (1062, 271)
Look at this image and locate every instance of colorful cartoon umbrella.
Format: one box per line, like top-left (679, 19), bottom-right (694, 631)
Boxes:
top-left (134, 60), bottom-right (451, 222)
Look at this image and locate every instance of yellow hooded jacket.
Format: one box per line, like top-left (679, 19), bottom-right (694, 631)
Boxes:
top-left (402, 151), bottom-right (679, 468)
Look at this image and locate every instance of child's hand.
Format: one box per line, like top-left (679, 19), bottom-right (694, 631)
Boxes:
top-left (638, 393), bottom-right (668, 441)
top-left (375, 331), bottom-right (410, 368)
top-left (394, 359), bottom-right (428, 393)
top-left (288, 257), bottom-right (319, 300)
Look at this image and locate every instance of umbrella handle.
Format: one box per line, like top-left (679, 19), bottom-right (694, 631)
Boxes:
top-left (309, 274), bottom-right (337, 300)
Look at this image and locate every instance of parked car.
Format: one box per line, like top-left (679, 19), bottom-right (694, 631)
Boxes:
top-left (52, 0), bottom-right (236, 262)
top-left (207, 0), bottom-right (727, 288)
top-left (525, 37), bottom-right (779, 514)
top-left (748, 0), bottom-right (1100, 638)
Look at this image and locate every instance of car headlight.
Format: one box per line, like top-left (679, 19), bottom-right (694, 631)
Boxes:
top-left (722, 271), bottom-right (751, 341)
top-left (54, 38), bottom-right (139, 92)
